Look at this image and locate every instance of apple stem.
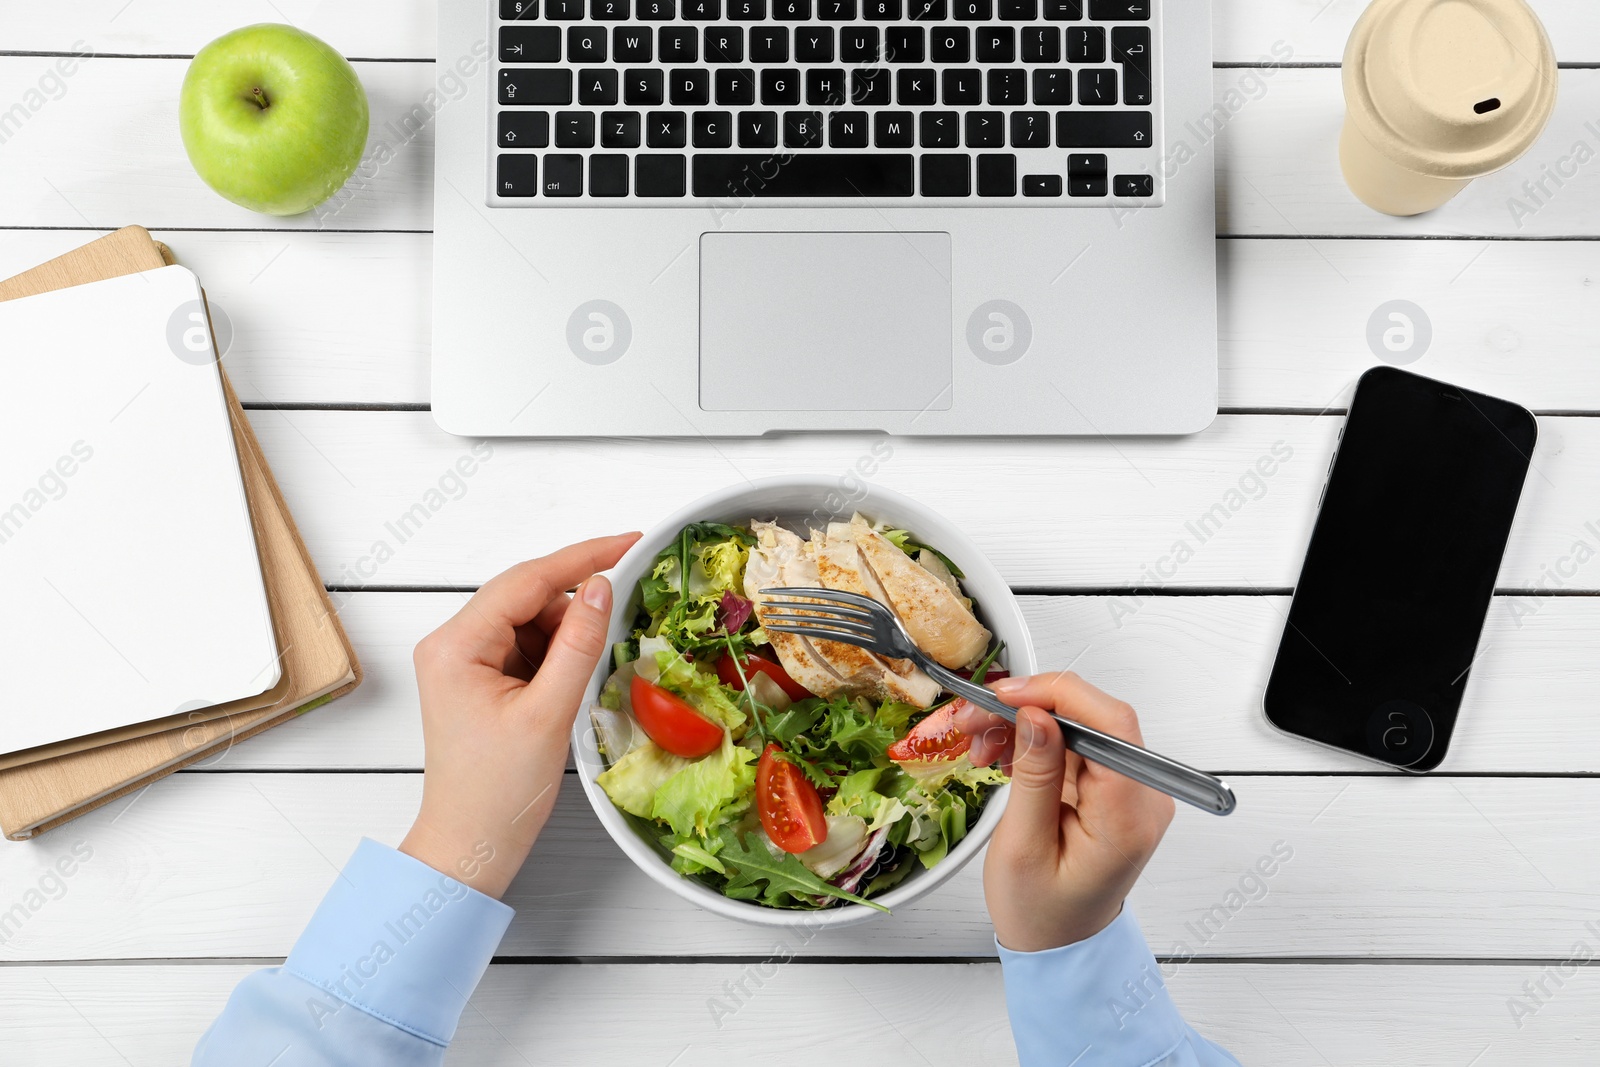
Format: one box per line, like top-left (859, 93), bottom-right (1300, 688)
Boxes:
top-left (251, 87), bottom-right (270, 109)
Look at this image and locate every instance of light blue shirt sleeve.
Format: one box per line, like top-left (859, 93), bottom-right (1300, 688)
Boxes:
top-left (193, 838), bottom-right (513, 1067)
top-left (998, 908), bottom-right (1240, 1067)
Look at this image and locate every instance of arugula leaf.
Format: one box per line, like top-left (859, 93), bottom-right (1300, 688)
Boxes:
top-left (880, 528), bottom-right (965, 579)
top-left (715, 827), bottom-right (888, 912)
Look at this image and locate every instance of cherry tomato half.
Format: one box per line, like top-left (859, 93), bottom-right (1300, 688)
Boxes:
top-left (887, 702), bottom-right (973, 763)
top-left (716, 651), bottom-right (813, 702)
top-left (630, 674), bottom-right (724, 759)
top-left (756, 743), bottom-right (828, 853)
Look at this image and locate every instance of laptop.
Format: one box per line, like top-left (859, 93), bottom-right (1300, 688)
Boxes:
top-left (433, 0), bottom-right (1215, 436)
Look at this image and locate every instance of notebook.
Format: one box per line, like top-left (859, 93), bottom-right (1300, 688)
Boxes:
top-left (0, 266), bottom-right (283, 756)
top-left (0, 226), bottom-right (362, 839)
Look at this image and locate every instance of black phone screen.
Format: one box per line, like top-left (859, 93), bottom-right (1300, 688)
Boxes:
top-left (1263, 367), bottom-right (1536, 771)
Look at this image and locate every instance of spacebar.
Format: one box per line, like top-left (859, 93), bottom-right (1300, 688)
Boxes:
top-left (692, 154), bottom-right (915, 198)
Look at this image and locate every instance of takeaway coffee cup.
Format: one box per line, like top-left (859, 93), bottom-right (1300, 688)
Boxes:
top-left (1340, 0), bottom-right (1558, 216)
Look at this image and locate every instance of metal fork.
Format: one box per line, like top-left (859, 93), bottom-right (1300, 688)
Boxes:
top-left (760, 587), bottom-right (1237, 816)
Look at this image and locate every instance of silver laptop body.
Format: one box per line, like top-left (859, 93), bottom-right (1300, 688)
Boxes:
top-left (434, 0), bottom-right (1215, 436)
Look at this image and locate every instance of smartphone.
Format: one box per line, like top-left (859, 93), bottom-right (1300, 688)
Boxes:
top-left (1263, 367), bottom-right (1537, 771)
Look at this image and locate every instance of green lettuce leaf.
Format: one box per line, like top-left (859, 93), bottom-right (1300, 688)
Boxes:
top-left (596, 741), bottom-right (694, 818)
top-left (651, 733), bottom-right (757, 838)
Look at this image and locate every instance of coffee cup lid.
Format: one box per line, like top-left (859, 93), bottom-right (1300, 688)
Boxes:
top-left (1344, 0), bottom-right (1558, 178)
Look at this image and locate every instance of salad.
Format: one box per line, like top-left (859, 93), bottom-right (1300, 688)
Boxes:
top-left (592, 514), bottom-right (1008, 912)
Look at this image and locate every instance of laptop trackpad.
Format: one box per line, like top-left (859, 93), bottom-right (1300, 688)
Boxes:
top-left (699, 232), bottom-right (952, 412)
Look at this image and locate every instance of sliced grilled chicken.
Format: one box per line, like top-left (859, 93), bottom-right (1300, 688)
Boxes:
top-left (845, 517), bottom-right (993, 670)
top-left (747, 521), bottom-right (941, 707)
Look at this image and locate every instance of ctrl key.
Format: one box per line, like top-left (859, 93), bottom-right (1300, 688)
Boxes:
top-left (543, 154), bottom-right (584, 196)
top-left (497, 154), bottom-right (539, 196)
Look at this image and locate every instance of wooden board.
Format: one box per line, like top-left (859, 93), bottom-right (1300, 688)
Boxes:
top-left (0, 228), bottom-right (360, 837)
top-left (1, 772), bottom-right (1596, 962)
top-left (3, 0), bottom-right (1597, 64)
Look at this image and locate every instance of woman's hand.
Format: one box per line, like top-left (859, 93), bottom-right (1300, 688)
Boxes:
top-left (399, 533), bottom-right (641, 898)
top-left (953, 673), bottom-right (1175, 952)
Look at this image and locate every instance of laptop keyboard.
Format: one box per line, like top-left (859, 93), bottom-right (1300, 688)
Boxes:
top-left (491, 0), bottom-right (1159, 201)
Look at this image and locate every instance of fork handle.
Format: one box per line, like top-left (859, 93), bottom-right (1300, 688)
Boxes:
top-left (928, 666), bottom-right (1237, 817)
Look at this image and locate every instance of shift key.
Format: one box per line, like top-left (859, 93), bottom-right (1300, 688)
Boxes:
top-left (1056, 110), bottom-right (1152, 148)
top-left (499, 68), bottom-right (572, 105)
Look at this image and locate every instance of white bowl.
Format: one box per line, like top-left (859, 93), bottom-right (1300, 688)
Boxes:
top-left (573, 477), bottom-right (1037, 929)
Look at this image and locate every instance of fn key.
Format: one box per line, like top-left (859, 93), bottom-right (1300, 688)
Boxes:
top-left (497, 154), bottom-right (538, 196)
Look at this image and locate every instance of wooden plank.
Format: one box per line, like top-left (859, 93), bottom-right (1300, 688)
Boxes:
top-left (4, 0), bottom-right (1597, 64)
top-left (0, 58), bottom-right (435, 231)
top-left (5, 59), bottom-right (1600, 236)
top-left (1, 772), bottom-right (1596, 961)
top-left (5, 958), bottom-right (1600, 1066)
top-left (5, 231), bottom-right (1597, 411)
top-left (215, 592), bottom-right (1600, 774)
top-left (1218, 68), bottom-right (1600, 237)
top-left (243, 410), bottom-right (1600, 591)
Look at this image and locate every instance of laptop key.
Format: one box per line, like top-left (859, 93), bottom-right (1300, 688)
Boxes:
top-left (496, 154), bottom-right (539, 195)
top-left (636, 0), bottom-right (675, 15)
top-left (852, 68), bottom-right (890, 105)
top-left (545, 0), bottom-right (582, 17)
top-left (942, 69), bottom-right (981, 105)
top-left (875, 110), bottom-right (915, 146)
top-left (705, 27), bottom-right (744, 62)
top-left (898, 68), bottom-right (937, 104)
top-left (887, 27), bottom-right (925, 62)
top-left (500, 69), bottom-right (573, 105)
top-left (1023, 174), bottom-right (1061, 196)
top-left (501, 26), bottom-right (561, 62)
top-left (1090, 0), bottom-right (1148, 19)
top-left (920, 110), bottom-right (959, 147)
top-left (1114, 173), bottom-right (1154, 197)
top-left (965, 110), bottom-right (1004, 147)
top-left (589, 154), bottom-right (629, 195)
top-left (987, 69), bottom-right (1025, 105)
top-left (498, 111), bottom-right (551, 148)
top-left (807, 68), bottom-right (847, 105)
top-left (1010, 109), bottom-right (1049, 146)
top-left (568, 26), bottom-right (606, 60)
top-left (579, 68), bottom-right (619, 105)
top-left (502, 0), bottom-right (540, 18)
top-left (1033, 68), bottom-right (1070, 104)
top-left (842, 27), bottom-right (879, 61)
top-left (1043, 0), bottom-right (1081, 15)
top-left (796, 28), bottom-right (835, 61)
top-left (1078, 68), bottom-right (1118, 106)
top-left (613, 26), bottom-right (652, 60)
top-left (931, 27), bottom-right (969, 62)
top-left (784, 111), bottom-right (825, 147)
top-left (762, 68), bottom-right (801, 104)
top-left (636, 154), bottom-right (687, 196)
top-left (829, 111), bottom-right (870, 147)
top-left (555, 111), bottom-right (596, 147)
top-left (543, 154), bottom-right (583, 195)
top-left (1066, 25), bottom-right (1104, 62)
top-left (694, 110), bottom-right (734, 147)
top-left (920, 153), bottom-right (970, 195)
top-left (738, 110), bottom-right (780, 146)
top-left (1022, 26), bottom-right (1059, 63)
top-left (601, 110), bottom-right (642, 146)
top-left (670, 68), bottom-right (710, 104)
top-left (660, 26), bottom-right (698, 61)
top-left (1113, 26), bottom-right (1153, 105)
top-left (716, 68), bottom-right (757, 104)
top-left (590, 0), bottom-right (628, 17)
top-left (976, 27), bottom-right (1014, 62)
top-left (818, 0), bottom-right (857, 19)
top-left (729, 0), bottom-right (766, 16)
top-left (751, 28), bottom-right (789, 61)
top-left (999, 0), bottom-right (1036, 17)
top-left (647, 110), bottom-right (688, 147)
top-left (864, 0), bottom-right (902, 17)
top-left (952, 0), bottom-right (990, 18)
top-left (1067, 150), bottom-right (1106, 196)
top-left (910, 0), bottom-right (947, 18)
top-left (774, 0), bottom-right (811, 17)
top-left (683, 0), bottom-right (721, 16)
top-left (693, 154), bottom-right (915, 196)
top-left (624, 68), bottom-right (664, 104)
top-left (977, 153), bottom-right (1016, 196)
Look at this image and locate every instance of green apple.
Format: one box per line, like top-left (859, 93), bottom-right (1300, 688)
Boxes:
top-left (179, 24), bottom-right (369, 216)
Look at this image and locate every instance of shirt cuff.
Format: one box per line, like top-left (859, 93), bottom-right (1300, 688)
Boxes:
top-left (284, 838), bottom-right (514, 1047)
top-left (997, 908), bottom-right (1188, 1067)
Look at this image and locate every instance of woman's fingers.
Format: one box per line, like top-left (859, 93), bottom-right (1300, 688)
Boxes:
top-left (991, 672), bottom-right (1145, 747)
top-left (466, 534), bottom-right (640, 634)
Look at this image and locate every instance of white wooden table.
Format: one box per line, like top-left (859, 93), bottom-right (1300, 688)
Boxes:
top-left (4, 2), bottom-right (1600, 1062)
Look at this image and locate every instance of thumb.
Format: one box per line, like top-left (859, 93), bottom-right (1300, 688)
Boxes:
top-left (1002, 705), bottom-right (1066, 839)
top-left (524, 575), bottom-right (614, 725)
